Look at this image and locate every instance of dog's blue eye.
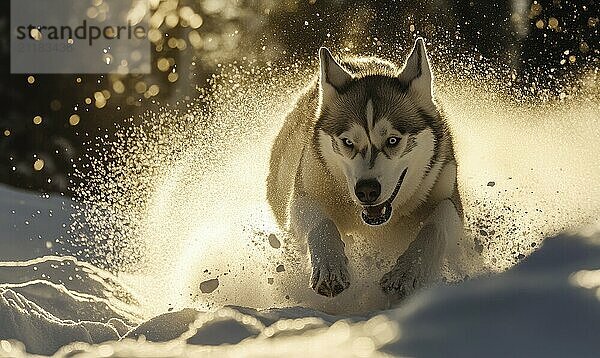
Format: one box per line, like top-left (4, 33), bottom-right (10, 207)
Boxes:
top-left (342, 138), bottom-right (354, 147)
top-left (387, 137), bottom-right (400, 146)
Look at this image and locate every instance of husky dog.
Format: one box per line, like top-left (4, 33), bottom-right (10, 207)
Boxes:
top-left (267, 38), bottom-right (463, 301)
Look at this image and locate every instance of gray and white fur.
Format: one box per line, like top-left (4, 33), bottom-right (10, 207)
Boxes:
top-left (267, 38), bottom-right (463, 302)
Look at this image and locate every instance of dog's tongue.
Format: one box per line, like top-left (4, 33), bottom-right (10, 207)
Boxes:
top-left (361, 201), bottom-right (392, 226)
top-left (365, 203), bottom-right (385, 218)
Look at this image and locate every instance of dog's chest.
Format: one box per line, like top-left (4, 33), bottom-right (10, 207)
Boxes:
top-left (333, 207), bottom-right (426, 259)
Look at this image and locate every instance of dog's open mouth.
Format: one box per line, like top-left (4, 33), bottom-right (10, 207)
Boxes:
top-left (361, 168), bottom-right (408, 226)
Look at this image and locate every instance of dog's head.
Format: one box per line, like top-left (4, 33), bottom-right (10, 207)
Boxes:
top-left (314, 38), bottom-right (442, 226)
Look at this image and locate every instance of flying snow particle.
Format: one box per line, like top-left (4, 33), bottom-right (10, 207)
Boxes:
top-left (200, 278), bottom-right (219, 293)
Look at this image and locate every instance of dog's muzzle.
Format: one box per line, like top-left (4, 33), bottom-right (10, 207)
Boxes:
top-left (361, 168), bottom-right (408, 226)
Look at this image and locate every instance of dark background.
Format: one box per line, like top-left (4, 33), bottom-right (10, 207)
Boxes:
top-left (0, 0), bottom-right (597, 196)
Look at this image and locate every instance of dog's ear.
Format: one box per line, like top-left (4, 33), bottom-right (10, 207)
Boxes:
top-left (319, 47), bottom-right (352, 97)
top-left (399, 38), bottom-right (433, 98)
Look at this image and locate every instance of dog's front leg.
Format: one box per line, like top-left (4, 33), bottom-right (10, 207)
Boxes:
top-left (291, 193), bottom-right (350, 297)
top-left (380, 199), bottom-right (462, 302)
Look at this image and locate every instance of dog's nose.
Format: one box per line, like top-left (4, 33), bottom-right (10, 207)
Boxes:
top-left (354, 179), bottom-right (381, 204)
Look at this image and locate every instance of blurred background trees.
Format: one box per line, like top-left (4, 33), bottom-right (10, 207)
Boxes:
top-left (0, 0), bottom-right (597, 195)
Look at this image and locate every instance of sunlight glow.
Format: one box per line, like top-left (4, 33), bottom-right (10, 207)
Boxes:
top-left (74, 55), bottom-right (599, 317)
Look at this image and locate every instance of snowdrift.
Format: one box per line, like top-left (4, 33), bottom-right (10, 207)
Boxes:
top-left (1, 225), bottom-right (600, 357)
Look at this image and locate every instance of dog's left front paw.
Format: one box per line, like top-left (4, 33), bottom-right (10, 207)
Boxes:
top-left (381, 224), bottom-right (444, 302)
top-left (379, 254), bottom-right (428, 302)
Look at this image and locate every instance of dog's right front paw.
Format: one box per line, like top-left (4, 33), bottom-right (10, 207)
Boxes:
top-left (310, 260), bottom-right (350, 297)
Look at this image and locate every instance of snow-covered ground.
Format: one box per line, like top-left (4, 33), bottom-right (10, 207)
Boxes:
top-left (0, 185), bottom-right (72, 261)
top-left (1, 184), bottom-right (600, 357)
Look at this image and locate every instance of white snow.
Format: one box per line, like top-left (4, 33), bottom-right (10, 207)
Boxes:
top-left (1, 185), bottom-right (600, 357)
top-left (0, 184), bottom-right (72, 261)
